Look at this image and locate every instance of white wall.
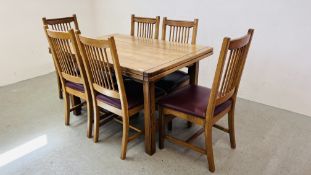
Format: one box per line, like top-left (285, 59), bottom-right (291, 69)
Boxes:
top-left (1, 0), bottom-right (310, 117)
top-left (0, 0), bottom-right (96, 86)
top-left (92, 0), bottom-right (311, 117)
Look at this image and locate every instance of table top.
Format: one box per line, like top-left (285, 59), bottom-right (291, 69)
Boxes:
top-left (98, 34), bottom-right (213, 81)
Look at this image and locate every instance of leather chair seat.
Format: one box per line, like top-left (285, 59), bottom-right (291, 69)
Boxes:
top-left (156, 71), bottom-right (189, 93)
top-left (65, 81), bottom-right (85, 92)
top-left (158, 85), bottom-right (232, 118)
top-left (66, 80), bottom-right (166, 110)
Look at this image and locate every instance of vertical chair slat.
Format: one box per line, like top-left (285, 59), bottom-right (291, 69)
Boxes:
top-left (57, 39), bottom-right (71, 75)
top-left (95, 47), bottom-right (106, 87)
top-left (131, 14), bottom-right (160, 39)
top-left (65, 40), bottom-right (78, 76)
top-left (43, 15), bottom-right (78, 32)
top-left (102, 48), bottom-right (113, 90)
top-left (232, 47), bottom-right (247, 87)
top-left (60, 23), bottom-right (64, 31)
top-left (79, 37), bottom-right (117, 92)
top-left (96, 47), bottom-right (108, 87)
top-left (85, 45), bottom-right (99, 85)
top-left (221, 49), bottom-right (234, 94)
top-left (103, 48), bottom-right (115, 91)
top-left (218, 33), bottom-right (254, 101)
top-left (170, 26), bottom-right (173, 42)
top-left (162, 18), bottom-right (198, 45)
top-left (98, 48), bottom-right (110, 89)
top-left (137, 22), bottom-right (140, 37)
top-left (92, 47), bottom-right (105, 87)
top-left (227, 48), bottom-right (242, 91)
top-left (220, 50), bottom-right (232, 94)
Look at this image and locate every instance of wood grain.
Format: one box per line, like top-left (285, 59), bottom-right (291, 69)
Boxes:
top-left (97, 34), bottom-right (212, 81)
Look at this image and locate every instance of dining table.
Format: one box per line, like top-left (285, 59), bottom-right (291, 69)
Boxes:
top-left (77, 34), bottom-right (213, 155)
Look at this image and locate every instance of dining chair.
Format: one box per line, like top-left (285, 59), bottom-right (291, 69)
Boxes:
top-left (44, 26), bottom-right (93, 138)
top-left (156, 17), bottom-right (198, 92)
top-left (158, 17), bottom-right (199, 129)
top-left (76, 35), bottom-right (164, 159)
top-left (158, 29), bottom-right (254, 172)
top-left (131, 14), bottom-right (160, 39)
top-left (42, 14), bottom-right (79, 100)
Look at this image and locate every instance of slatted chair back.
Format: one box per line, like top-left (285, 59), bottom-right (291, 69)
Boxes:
top-left (77, 36), bottom-right (128, 110)
top-left (161, 17), bottom-right (198, 44)
top-left (206, 29), bottom-right (254, 119)
top-left (42, 14), bottom-right (79, 31)
top-left (131, 14), bottom-right (160, 39)
top-left (44, 26), bottom-right (84, 85)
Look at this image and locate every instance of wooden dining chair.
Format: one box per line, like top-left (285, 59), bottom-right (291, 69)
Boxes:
top-left (157, 17), bottom-right (199, 129)
top-left (131, 14), bottom-right (160, 39)
top-left (44, 26), bottom-right (93, 138)
top-left (42, 14), bottom-right (79, 100)
top-left (156, 17), bottom-right (199, 94)
top-left (158, 29), bottom-right (254, 172)
top-left (76, 35), bottom-right (164, 159)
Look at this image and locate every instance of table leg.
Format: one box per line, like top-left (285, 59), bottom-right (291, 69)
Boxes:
top-left (187, 62), bottom-right (200, 127)
top-left (143, 80), bottom-right (156, 155)
top-left (188, 62), bottom-right (199, 85)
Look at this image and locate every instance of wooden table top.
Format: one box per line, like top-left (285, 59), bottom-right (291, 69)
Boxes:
top-left (98, 34), bottom-right (213, 81)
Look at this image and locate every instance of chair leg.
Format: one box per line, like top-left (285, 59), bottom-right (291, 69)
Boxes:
top-left (70, 95), bottom-right (81, 116)
top-left (228, 107), bottom-right (236, 149)
top-left (93, 106), bottom-right (100, 143)
top-left (64, 92), bottom-right (70, 126)
top-left (86, 100), bottom-right (93, 138)
top-left (121, 116), bottom-right (129, 160)
top-left (56, 74), bottom-right (63, 99)
top-left (205, 125), bottom-right (215, 172)
top-left (158, 107), bottom-right (165, 149)
top-left (167, 120), bottom-right (173, 131)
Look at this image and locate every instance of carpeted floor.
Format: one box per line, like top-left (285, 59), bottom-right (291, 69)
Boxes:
top-left (0, 73), bottom-right (310, 175)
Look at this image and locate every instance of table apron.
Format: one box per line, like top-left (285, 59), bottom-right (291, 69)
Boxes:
top-left (145, 52), bottom-right (213, 82)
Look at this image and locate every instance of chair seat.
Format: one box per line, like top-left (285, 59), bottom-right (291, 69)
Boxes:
top-left (65, 74), bottom-right (129, 92)
top-left (158, 85), bottom-right (232, 118)
top-left (97, 80), bottom-right (165, 110)
top-left (65, 81), bottom-right (85, 92)
top-left (66, 80), bottom-right (165, 110)
top-left (156, 71), bottom-right (189, 93)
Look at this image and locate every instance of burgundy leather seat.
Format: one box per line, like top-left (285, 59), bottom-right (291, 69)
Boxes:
top-left (65, 81), bottom-right (85, 92)
top-left (66, 80), bottom-right (165, 110)
top-left (158, 85), bottom-right (232, 118)
top-left (156, 71), bottom-right (189, 93)
top-left (64, 74), bottom-right (126, 92)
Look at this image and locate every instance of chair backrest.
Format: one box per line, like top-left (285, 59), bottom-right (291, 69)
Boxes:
top-left (44, 26), bottom-right (85, 86)
top-left (131, 14), bottom-right (160, 39)
top-left (206, 29), bottom-right (255, 119)
top-left (42, 14), bottom-right (79, 31)
top-left (161, 17), bottom-right (198, 44)
top-left (76, 35), bottom-right (128, 110)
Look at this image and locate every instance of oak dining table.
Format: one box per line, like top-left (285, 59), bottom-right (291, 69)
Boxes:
top-left (86, 34), bottom-right (213, 155)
